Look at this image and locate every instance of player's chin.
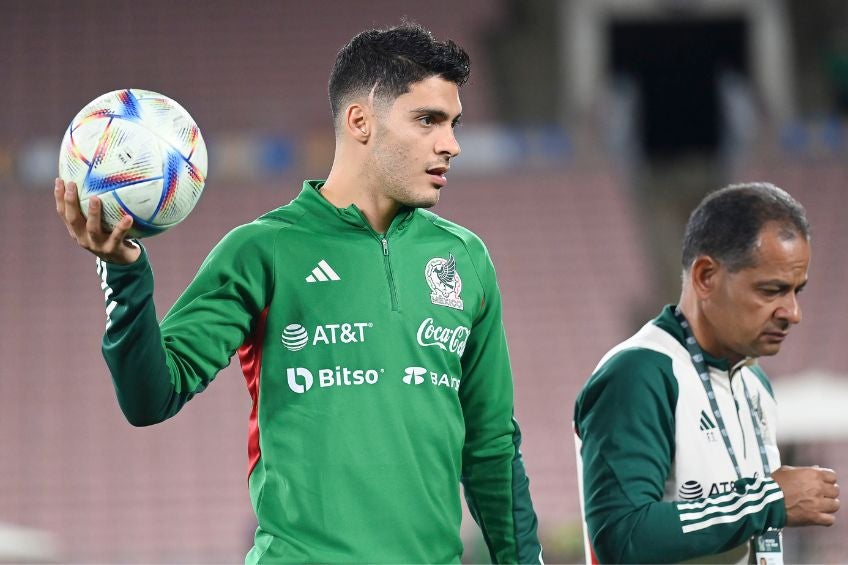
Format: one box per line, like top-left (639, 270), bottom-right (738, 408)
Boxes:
top-left (754, 342), bottom-right (784, 358)
top-left (407, 190), bottom-right (440, 209)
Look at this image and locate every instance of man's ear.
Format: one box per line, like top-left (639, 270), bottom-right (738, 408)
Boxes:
top-left (689, 255), bottom-right (721, 299)
top-left (344, 103), bottom-right (371, 143)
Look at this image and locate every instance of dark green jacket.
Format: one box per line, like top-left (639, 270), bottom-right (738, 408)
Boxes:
top-left (96, 181), bottom-right (541, 564)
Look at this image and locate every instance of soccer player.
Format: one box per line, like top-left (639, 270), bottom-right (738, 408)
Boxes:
top-left (54, 22), bottom-right (542, 564)
top-left (574, 183), bottom-right (839, 563)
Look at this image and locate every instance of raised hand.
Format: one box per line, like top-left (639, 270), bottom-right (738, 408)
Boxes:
top-left (772, 465), bottom-right (840, 527)
top-left (54, 178), bottom-right (141, 265)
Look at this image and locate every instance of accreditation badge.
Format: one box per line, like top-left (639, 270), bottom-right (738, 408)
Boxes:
top-left (753, 530), bottom-right (783, 565)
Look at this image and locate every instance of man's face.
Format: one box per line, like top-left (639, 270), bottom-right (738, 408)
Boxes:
top-left (366, 75), bottom-right (462, 209)
top-left (702, 222), bottom-right (810, 363)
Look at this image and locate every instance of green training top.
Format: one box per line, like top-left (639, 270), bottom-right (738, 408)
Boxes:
top-left (95, 181), bottom-right (541, 564)
top-left (574, 306), bottom-right (785, 564)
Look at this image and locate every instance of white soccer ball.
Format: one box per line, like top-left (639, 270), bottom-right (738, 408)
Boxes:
top-left (58, 89), bottom-right (208, 238)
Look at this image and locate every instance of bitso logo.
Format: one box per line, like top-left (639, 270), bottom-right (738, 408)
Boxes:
top-left (678, 480), bottom-right (704, 501)
top-left (425, 255), bottom-right (464, 310)
top-left (282, 324), bottom-right (309, 351)
top-left (287, 367), bottom-right (313, 394)
top-left (403, 367), bottom-right (426, 385)
top-left (281, 322), bottom-right (372, 351)
top-left (286, 366), bottom-right (382, 393)
top-left (417, 318), bottom-right (470, 357)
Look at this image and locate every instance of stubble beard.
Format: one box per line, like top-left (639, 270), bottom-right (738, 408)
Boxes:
top-left (370, 134), bottom-right (440, 210)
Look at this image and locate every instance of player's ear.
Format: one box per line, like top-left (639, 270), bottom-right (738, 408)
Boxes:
top-left (690, 255), bottom-right (720, 299)
top-left (344, 103), bottom-right (371, 143)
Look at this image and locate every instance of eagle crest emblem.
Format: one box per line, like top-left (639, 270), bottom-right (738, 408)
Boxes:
top-left (425, 255), bottom-right (464, 310)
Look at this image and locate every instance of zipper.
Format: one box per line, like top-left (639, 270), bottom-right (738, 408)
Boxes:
top-left (350, 207), bottom-right (408, 313)
top-left (729, 368), bottom-right (748, 458)
top-left (381, 236), bottom-right (399, 311)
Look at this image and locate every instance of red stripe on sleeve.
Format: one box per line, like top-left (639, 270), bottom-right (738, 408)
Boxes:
top-left (238, 306), bottom-right (269, 479)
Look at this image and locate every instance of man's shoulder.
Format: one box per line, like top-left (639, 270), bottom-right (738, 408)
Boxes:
top-left (416, 209), bottom-right (486, 250)
top-left (209, 205), bottom-right (304, 261)
top-left (577, 323), bottom-right (682, 408)
top-left (593, 321), bottom-right (685, 375)
top-left (223, 200), bottom-right (308, 241)
top-left (253, 198), bottom-right (309, 228)
top-left (575, 327), bottom-right (681, 433)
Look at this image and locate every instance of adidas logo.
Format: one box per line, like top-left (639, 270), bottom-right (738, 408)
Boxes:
top-left (306, 259), bottom-right (340, 283)
top-left (403, 367), bottom-right (426, 385)
top-left (699, 409), bottom-right (717, 431)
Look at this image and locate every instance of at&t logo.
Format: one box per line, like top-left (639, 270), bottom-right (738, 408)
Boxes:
top-left (282, 326), bottom-right (309, 351)
top-left (286, 366), bottom-right (382, 394)
top-left (678, 480), bottom-right (704, 501)
top-left (281, 322), bottom-right (372, 352)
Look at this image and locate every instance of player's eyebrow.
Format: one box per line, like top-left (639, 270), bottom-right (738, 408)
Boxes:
top-left (409, 108), bottom-right (462, 123)
top-left (758, 278), bottom-right (808, 292)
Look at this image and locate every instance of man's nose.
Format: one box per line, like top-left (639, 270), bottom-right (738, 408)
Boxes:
top-left (777, 293), bottom-right (802, 325)
top-left (436, 128), bottom-right (460, 158)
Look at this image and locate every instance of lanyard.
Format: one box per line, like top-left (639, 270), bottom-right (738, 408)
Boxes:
top-left (673, 307), bottom-right (772, 478)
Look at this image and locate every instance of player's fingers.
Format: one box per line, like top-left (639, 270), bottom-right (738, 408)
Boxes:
top-left (63, 181), bottom-right (86, 234)
top-left (822, 483), bottom-right (840, 499)
top-left (819, 468), bottom-right (838, 483)
top-left (105, 215), bottom-right (134, 249)
top-left (85, 197), bottom-right (106, 243)
top-left (825, 497), bottom-right (841, 513)
top-left (816, 511), bottom-right (837, 526)
top-left (56, 180), bottom-right (82, 241)
top-left (54, 178), bottom-right (66, 216)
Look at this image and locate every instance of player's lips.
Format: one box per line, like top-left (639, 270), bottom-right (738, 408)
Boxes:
top-left (762, 330), bottom-right (788, 341)
top-left (426, 165), bottom-right (449, 187)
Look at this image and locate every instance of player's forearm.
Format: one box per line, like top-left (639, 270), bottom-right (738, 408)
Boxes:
top-left (97, 252), bottom-right (190, 426)
top-left (462, 420), bottom-right (541, 564)
top-left (506, 419), bottom-right (542, 564)
top-left (588, 477), bottom-right (786, 563)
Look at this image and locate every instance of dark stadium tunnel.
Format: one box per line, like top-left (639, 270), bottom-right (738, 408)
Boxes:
top-left (610, 16), bottom-right (749, 159)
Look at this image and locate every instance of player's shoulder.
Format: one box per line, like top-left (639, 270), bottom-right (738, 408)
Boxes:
top-left (211, 205), bottom-right (302, 259)
top-left (575, 344), bottom-right (679, 434)
top-left (581, 323), bottom-right (680, 403)
top-left (417, 209), bottom-right (488, 257)
top-left (253, 198), bottom-right (308, 228)
top-left (591, 345), bottom-right (675, 390)
top-left (229, 198), bottom-right (308, 238)
top-left (594, 321), bottom-right (679, 374)
top-left (417, 209), bottom-right (484, 245)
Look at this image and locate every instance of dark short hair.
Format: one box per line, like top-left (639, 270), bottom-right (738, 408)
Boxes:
top-left (681, 182), bottom-right (810, 272)
top-left (328, 22), bottom-right (470, 125)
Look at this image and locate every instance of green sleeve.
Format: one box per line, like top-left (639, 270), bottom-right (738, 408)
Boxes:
top-left (99, 223), bottom-right (274, 426)
top-left (574, 349), bottom-right (786, 564)
top-left (459, 246), bottom-right (541, 565)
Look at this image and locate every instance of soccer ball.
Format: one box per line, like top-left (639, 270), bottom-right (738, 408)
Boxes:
top-left (58, 89), bottom-right (208, 238)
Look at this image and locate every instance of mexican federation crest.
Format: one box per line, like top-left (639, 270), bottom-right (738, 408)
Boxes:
top-left (750, 391), bottom-right (770, 438)
top-left (425, 254), bottom-right (464, 310)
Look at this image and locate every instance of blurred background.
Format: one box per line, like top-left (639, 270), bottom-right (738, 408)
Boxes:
top-left (2, 0), bottom-right (848, 562)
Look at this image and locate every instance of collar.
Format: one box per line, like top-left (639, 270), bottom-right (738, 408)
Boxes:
top-left (295, 180), bottom-right (416, 234)
top-left (653, 304), bottom-right (754, 372)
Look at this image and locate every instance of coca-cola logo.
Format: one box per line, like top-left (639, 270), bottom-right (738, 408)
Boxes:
top-left (416, 317), bottom-right (470, 357)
